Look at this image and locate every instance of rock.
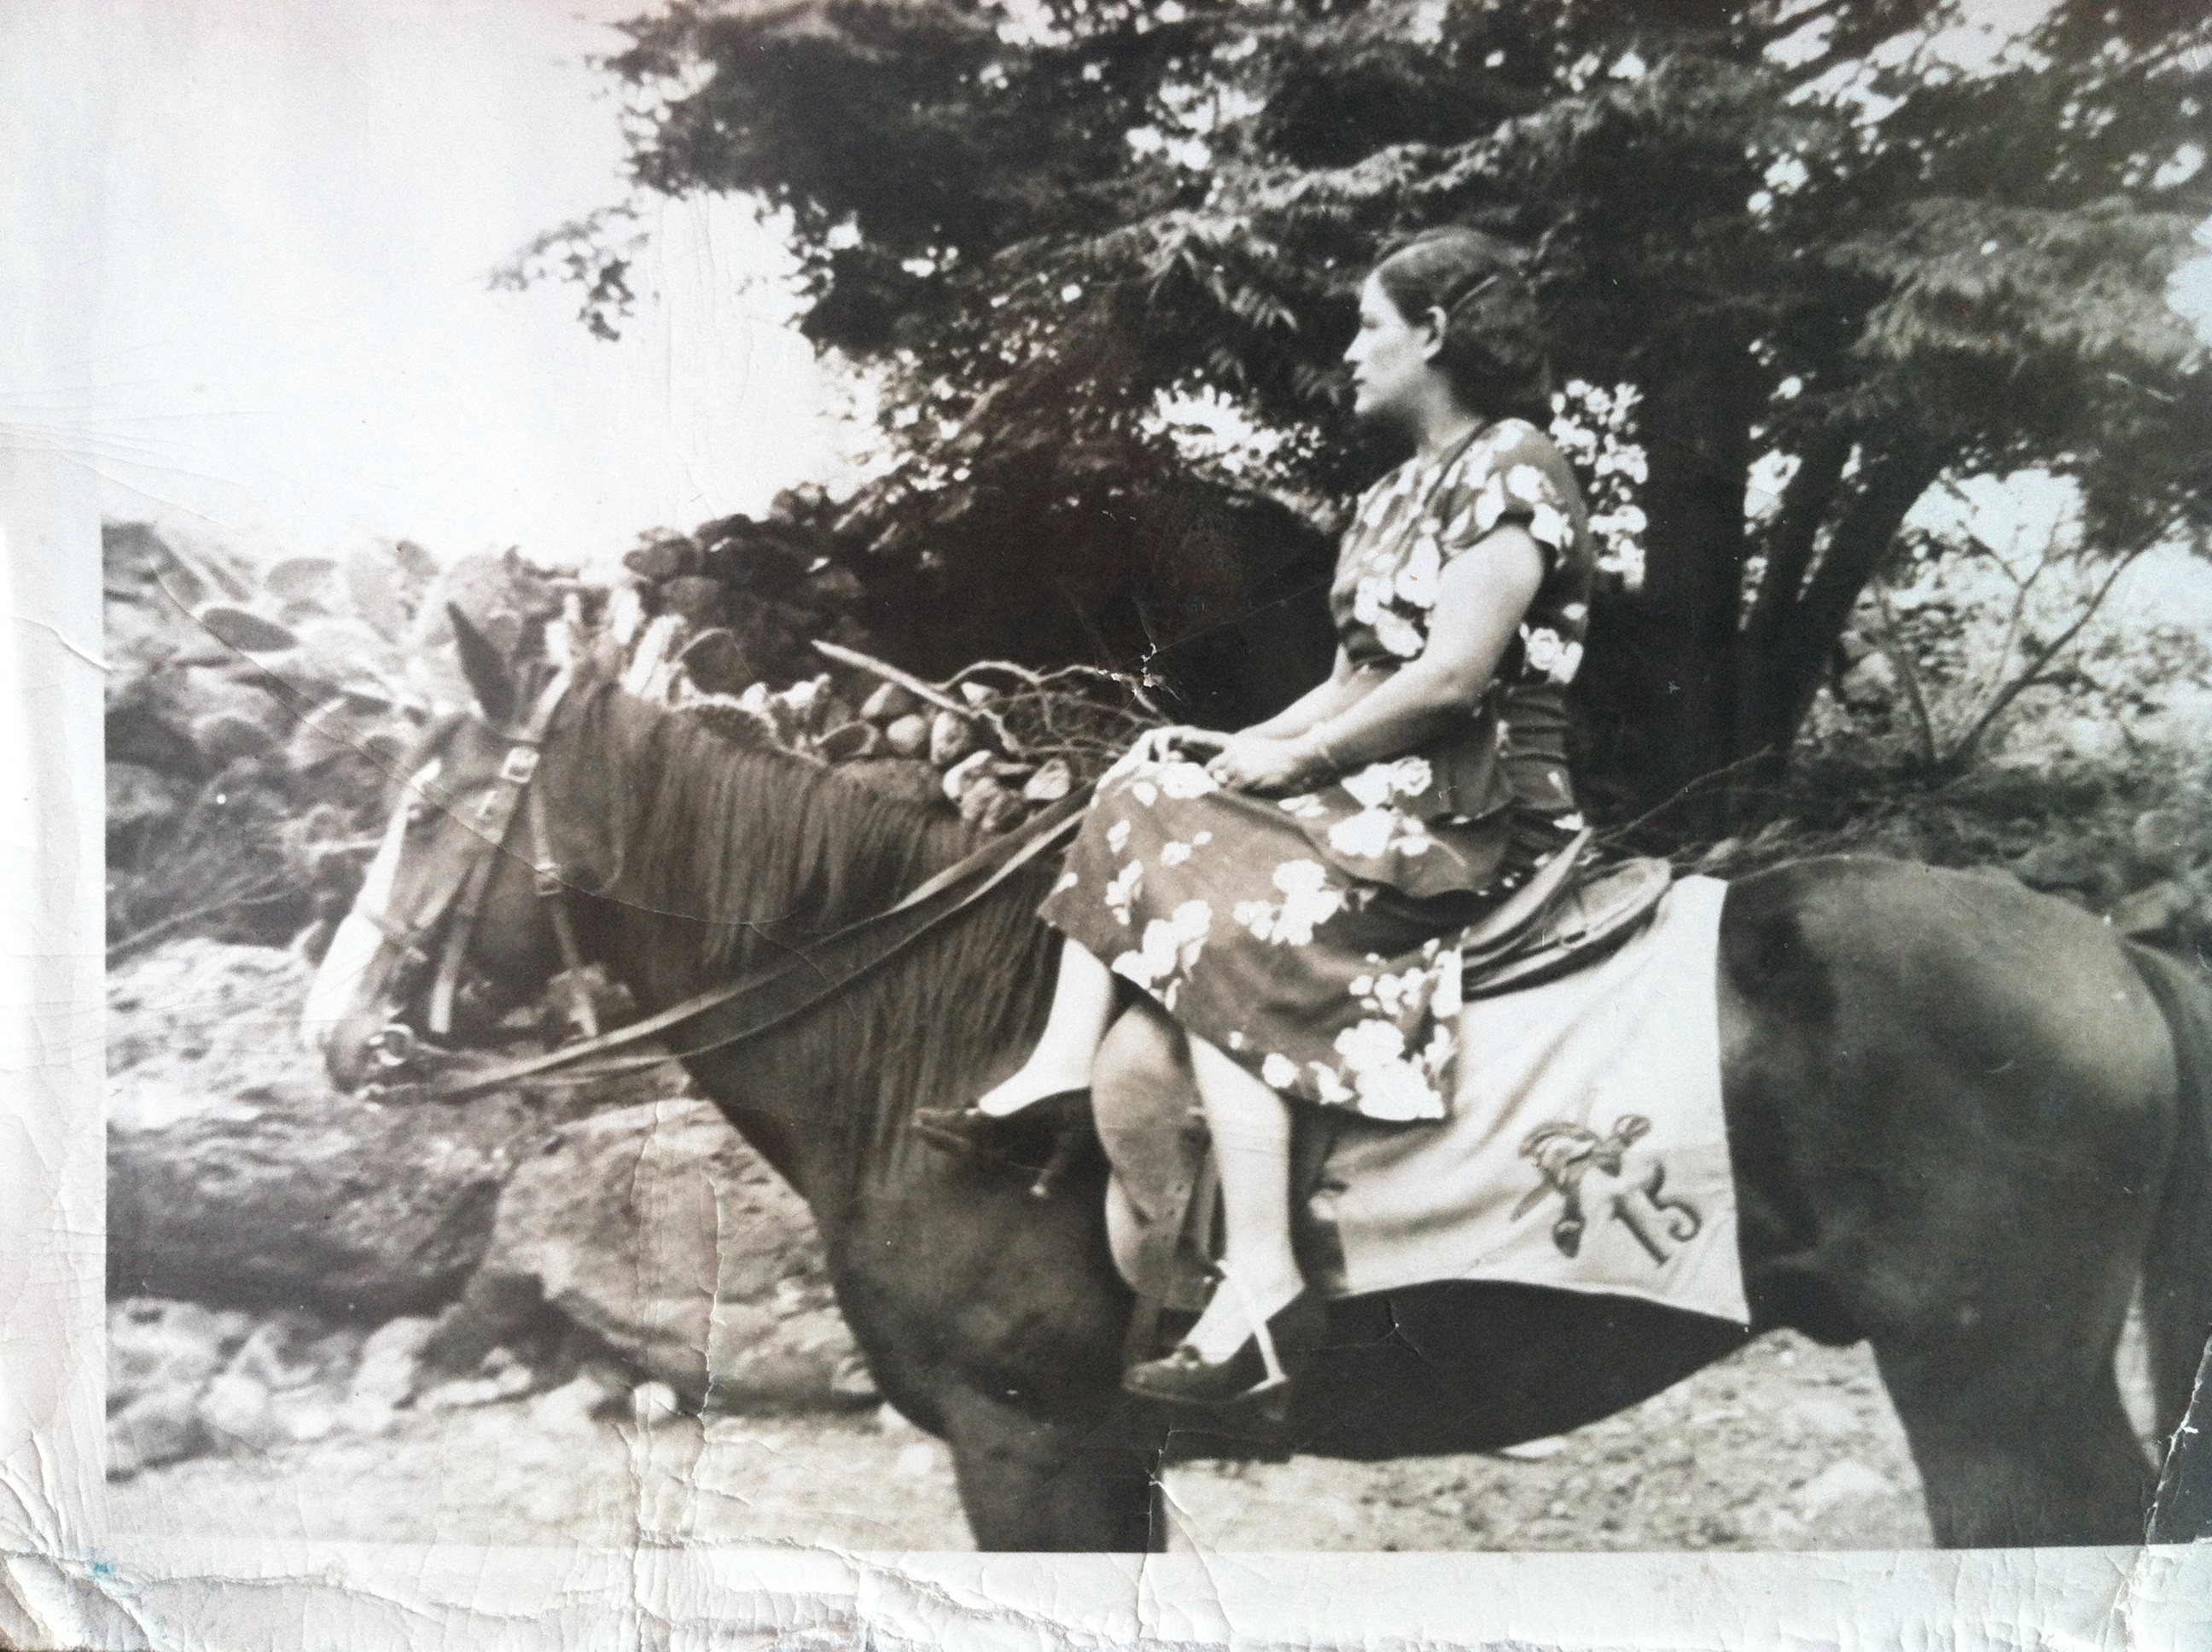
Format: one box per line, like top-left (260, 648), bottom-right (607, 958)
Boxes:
top-left (2011, 838), bottom-right (2101, 893)
top-left (190, 710), bottom-right (278, 766)
top-left (1837, 651), bottom-right (1898, 709)
top-left (226, 1314), bottom-right (363, 1394)
top-left (958, 775), bottom-right (1013, 827)
top-left (108, 1386), bottom-right (207, 1480)
top-left (882, 713), bottom-right (931, 758)
top-left (861, 683), bottom-right (921, 724)
top-left (624, 538), bottom-right (702, 582)
top-left (660, 575), bottom-right (729, 626)
top-left (420, 1346), bottom-right (538, 1411)
top-left (107, 764), bottom-right (199, 858)
top-left (707, 1303), bottom-right (870, 1415)
top-left (804, 565), bottom-right (864, 608)
top-left (108, 1299), bottom-right (254, 1414)
top-left (108, 940), bottom-right (538, 1317)
top-left (675, 628), bottom-right (754, 695)
top-left (196, 1370), bottom-right (279, 1451)
top-left (2133, 808), bottom-right (2197, 877)
top-left (941, 749), bottom-right (992, 802)
top-left (1797, 1459), bottom-right (1893, 1521)
top-left (631, 1381), bottom-right (684, 1429)
top-left (1022, 758), bottom-right (1074, 803)
top-left (815, 719), bottom-right (882, 762)
top-left (197, 604), bottom-right (299, 655)
top-left (336, 1315), bottom-right (436, 1431)
top-left (529, 1371), bottom-right (623, 1435)
top-left (958, 682), bottom-right (996, 707)
top-left (458, 1099), bottom-right (836, 1411)
top-left (341, 549), bottom-right (410, 643)
top-left (2110, 878), bottom-right (2198, 939)
top-left (928, 710), bottom-right (976, 767)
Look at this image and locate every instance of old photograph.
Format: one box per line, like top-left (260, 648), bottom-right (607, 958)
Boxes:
top-left (21, 0), bottom-right (2212, 1632)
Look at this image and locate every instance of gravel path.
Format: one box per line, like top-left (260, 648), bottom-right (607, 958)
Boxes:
top-left (113, 1331), bottom-right (2023, 1551)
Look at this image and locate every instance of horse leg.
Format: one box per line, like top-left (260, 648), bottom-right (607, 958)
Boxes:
top-left (936, 1384), bottom-right (1161, 1550)
top-left (1872, 1332), bottom-right (2151, 1547)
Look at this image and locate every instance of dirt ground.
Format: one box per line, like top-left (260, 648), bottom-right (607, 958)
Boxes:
top-left (111, 1323), bottom-right (2163, 1553)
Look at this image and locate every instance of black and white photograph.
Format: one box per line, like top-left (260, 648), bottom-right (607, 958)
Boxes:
top-left (9, 0), bottom-right (2212, 1641)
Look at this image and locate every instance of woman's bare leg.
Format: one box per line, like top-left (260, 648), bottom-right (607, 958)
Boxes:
top-left (1180, 1036), bottom-right (1305, 1361)
top-left (975, 937), bottom-right (1116, 1115)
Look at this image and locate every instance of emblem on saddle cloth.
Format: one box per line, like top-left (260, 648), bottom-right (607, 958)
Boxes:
top-left (1512, 1115), bottom-right (1703, 1265)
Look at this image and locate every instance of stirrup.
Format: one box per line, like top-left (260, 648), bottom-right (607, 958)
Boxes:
top-left (1121, 1263), bottom-right (1320, 1410)
top-left (912, 1088), bottom-right (1091, 1180)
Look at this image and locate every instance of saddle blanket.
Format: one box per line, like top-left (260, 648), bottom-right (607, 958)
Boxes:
top-left (1109, 875), bottom-right (1751, 1326)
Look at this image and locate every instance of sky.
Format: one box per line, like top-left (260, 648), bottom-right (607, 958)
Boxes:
top-left (10, 0), bottom-right (2206, 585)
top-left (20, 0), bottom-right (853, 573)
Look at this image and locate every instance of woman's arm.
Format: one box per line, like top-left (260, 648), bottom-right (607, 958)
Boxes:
top-left (1239, 649), bottom-right (1369, 741)
top-left (1208, 526), bottom-right (1545, 792)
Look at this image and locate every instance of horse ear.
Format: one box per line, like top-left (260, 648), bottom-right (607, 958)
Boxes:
top-left (448, 603), bottom-right (515, 726)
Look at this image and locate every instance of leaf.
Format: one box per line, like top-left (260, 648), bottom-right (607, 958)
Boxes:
top-left (195, 606), bottom-right (297, 655)
top-left (343, 549), bottom-right (409, 643)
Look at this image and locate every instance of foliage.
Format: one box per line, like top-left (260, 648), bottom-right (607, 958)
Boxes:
top-left (538, 0), bottom-right (2209, 827)
top-left (1813, 476), bottom-right (2212, 776)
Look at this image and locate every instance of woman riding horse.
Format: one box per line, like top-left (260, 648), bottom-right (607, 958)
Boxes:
top-left (919, 227), bottom-right (1597, 1410)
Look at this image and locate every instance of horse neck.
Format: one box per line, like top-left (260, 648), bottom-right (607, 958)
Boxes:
top-left (566, 689), bottom-right (1051, 1206)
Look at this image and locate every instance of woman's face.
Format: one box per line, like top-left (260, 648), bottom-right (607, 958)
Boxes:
top-left (1343, 271), bottom-right (1439, 427)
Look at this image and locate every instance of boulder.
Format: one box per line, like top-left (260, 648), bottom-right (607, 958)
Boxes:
top-left (455, 1099), bottom-right (857, 1411)
top-left (108, 940), bottom-right (540, 1318)
top-left (861, 682), bottom-right (921, 724)
top-left (108, 1298), bottom-right (253, 1415)
top-left (109, 1385), bottom-right (207, 1479)
top-left (928, 710), bottom-right (976, 767)
top-left (882, 713), bottom-right (931, 759)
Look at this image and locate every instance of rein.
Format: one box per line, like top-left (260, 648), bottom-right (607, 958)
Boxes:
top-left (365, 678), bottom-right (1092, 1100)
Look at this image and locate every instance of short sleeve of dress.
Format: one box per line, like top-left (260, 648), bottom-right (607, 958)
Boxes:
top-left (1430, 420), bottom-right (1580, 574)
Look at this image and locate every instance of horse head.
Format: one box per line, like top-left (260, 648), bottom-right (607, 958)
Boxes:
top-left (306, 607), bottom-right (620, 1093)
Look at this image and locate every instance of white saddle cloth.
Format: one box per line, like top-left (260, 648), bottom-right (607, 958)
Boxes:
top-left (1297, 875), bottom-right (1747, 1323)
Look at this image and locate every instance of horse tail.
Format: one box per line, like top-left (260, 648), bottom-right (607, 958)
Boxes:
top-left (2127, 940), bottom-right (2212, 1539)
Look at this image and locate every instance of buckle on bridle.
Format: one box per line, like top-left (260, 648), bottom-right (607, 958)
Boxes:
top-left (499, 745), bottom-right (541, 784)
top-left (533, 859), bottom-right (563, 898)
top-left (368, 1021), bottom-right (418, 1067)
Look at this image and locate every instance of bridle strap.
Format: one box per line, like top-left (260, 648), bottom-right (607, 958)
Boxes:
top-left (527, 779), bottom-right (599, 1038)
top-left (399, 666), bottom-right (578, 1038)
top-left (427, 785), bottom-right (1092, 1099)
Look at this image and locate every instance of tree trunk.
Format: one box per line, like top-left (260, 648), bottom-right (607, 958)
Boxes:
top-left (1747, 443), bottom-right (1947, 774)
top-left (1629, 351), bottom-right (1759, 834)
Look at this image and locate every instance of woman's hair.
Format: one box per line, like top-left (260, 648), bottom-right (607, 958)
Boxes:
top-left (1371, 227), bottom-right (1550, 421)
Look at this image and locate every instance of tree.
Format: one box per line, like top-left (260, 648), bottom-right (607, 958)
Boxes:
top-left (533, 0), bottom-right (2210, 825)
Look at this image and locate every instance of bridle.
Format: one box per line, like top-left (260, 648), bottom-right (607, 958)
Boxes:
top-left (352, 666), bottom-right (601, 1076)
top-left (344, 672), bottom-right (1092, 1101)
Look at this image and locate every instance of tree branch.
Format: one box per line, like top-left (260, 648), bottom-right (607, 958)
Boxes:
top-left (1938, 543), bottom-right (2150, 773)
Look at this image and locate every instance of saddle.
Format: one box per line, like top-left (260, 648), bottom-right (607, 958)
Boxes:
top-left (1104, 837), bottom-right (1674, 1363)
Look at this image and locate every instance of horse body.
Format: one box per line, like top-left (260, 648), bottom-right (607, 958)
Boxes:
top-left (317, 655), bottom-right (2212, 1550)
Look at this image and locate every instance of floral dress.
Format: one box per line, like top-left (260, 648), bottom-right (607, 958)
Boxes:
top-left (1036, 418), bottom-right (1594, 1122)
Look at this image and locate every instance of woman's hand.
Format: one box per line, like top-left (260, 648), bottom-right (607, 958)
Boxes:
top-left (1117, 724), bottom-right (1230, 772)
top-left (1206, 733), bottom-right (1324, 796)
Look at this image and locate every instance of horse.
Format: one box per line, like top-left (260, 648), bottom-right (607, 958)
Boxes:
top-left (309, 620), bottom-right (2212, 1552)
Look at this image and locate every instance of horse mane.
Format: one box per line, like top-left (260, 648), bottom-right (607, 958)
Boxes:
top-left (571, 682), bottom-right (1063, 1162)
